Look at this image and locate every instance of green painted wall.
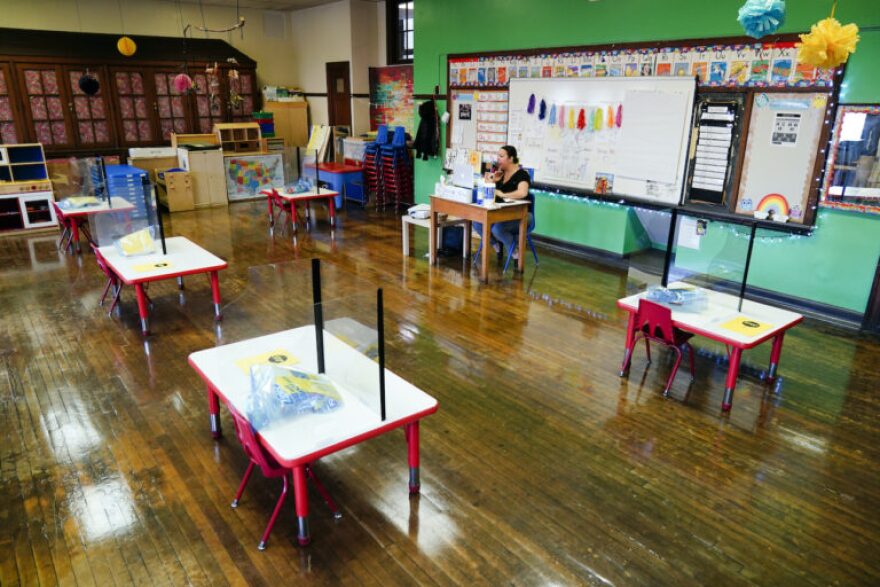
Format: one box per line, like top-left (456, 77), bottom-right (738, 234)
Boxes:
top-left (414, 0), bottom-right (880, 313)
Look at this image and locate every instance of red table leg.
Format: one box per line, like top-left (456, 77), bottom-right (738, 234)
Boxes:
top-left (767, 332), bottom-right (785, 384)
top-left (293, 465), bottom-right (311, 546)
top-left (267, 196), bottom-right (275, 226)
top-left (328, 196), bottom-right (336, 228)
top-left (134, 283), bottom-right (150, 336)
top-left (207, 385), bottom-right (222, 438)
top-left (722, 346), bottom-right (744, 412)
top-left (209, 271), bottom-right (222, 321)
top-left (619, 312), bottom-right (638, 377)
top-left (70, 219), bottom-right (82, 254)
top-left (290, 202), bottom-right (298, 234)
top-left (405, 421), bottom-right (420, 494)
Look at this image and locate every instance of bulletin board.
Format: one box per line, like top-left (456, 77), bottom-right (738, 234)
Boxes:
top-left (444, 34), bottom-right (842, 227)
top-left (507, 76), bottom-right (696, 205)
top-left (734, 92), bottom-right (830, 224)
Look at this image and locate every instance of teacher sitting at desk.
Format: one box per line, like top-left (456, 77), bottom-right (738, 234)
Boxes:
top-left (474, 145), bottom-right (535, 259)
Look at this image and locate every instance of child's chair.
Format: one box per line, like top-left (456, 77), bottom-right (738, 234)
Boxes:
top-left (627, 298), bottom-right (695, 396)
top-left (228, 407), bottom-right (341, 550)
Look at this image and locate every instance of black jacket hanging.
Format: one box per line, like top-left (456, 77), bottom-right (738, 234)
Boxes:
top-left (413, 100), bottom-right (439, 160)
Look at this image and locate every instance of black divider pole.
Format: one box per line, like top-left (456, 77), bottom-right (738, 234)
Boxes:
top-left (738, 222), bottom-right (758, 312)
top-left (377, 288), bottom-right (386, 421)
top-left (315, 149), bottom-right (321, 195)
top-left (296, 146), bottom-right (301, 179)
top-left (660, 208), bottom-right (678, 287)
top-left (311, 258), bottom-right (325, 373)
top-left (149, 181), bottom-right (167, 255)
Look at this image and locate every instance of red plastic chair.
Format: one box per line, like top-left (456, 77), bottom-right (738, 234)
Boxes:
top-left (630, 298), bottom-right (696, 396)
top-left (228, 407), bottom-right (341, 550)
top-left (91, 243), bottom-right (123, 315)
top-left (53, 202), bottom-right (73, 252)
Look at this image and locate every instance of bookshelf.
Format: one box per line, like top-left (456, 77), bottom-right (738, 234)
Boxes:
top-left (0, 143), bottom-right (56, 232)
top-left (213, 122), bottom-right (264, 155)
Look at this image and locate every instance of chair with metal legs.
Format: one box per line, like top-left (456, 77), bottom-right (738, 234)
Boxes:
top-left (228, 407), bottom-right (341, 550)
top-left (623, 298), bottom-right (696, 396)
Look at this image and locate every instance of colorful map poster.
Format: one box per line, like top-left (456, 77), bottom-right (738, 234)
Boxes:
top-left (224, 154), bottom-right (284, 200)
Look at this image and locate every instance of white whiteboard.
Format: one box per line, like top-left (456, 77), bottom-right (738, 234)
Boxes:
top-left (507, 77), bottom-right (696, 205)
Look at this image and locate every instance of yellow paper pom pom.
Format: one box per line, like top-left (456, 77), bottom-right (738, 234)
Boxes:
top-left (796, 17), bottom-right (859, 69)
top-left (117, 36), bottom-right (137, 57)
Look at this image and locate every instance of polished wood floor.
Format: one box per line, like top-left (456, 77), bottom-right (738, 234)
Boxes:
top-left (1, 201), bottom-right (878, 586)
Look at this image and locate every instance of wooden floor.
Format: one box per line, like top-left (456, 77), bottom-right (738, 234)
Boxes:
top-left (1, 201), bottom-right (878, 586)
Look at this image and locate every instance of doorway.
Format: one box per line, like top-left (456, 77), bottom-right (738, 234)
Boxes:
top-left (325, 61), bottom-right (351, 127)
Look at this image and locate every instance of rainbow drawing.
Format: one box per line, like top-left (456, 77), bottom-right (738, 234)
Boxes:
top-left (756, 193), bottom-right (791, 215)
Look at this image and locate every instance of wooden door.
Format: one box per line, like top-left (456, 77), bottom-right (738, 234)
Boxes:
top-left (152, 70), bottom-right (193, 140)
top-left (64, 66), bottom-right (115, 148)
top-left (15, 64), bottom-right (75, 149)
top-left (110, 68), bottom-right (160, 145)
top-left (325, 61), bottom-right (351, 127)
top-left (0, 63), bottom-right (24, 144)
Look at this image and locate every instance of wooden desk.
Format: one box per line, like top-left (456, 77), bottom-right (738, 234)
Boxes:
top-left (617, 283), bottom-right (803, 411)
top-left (98, 236), bottom-right (227, 336)
top-left (188, 325), bottom-right (439, 545)
top-left (429, 195), bottom-right (529, 283)
top-left (263, 187), bottom-right (341, 234)
top-left (55, 197), bottom-right (136, 253)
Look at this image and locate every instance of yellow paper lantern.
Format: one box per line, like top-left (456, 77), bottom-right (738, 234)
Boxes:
top-left (796, 17), bottom-right (859, 69)
top-left (117, 36), bottom-right (137, 57)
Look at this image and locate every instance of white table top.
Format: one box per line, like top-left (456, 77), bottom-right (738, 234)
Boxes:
top-left (618, 282), bottom-right (803, 347)
top-left (270, 188), bottom-right (340, 202)
top-left (189, 326), bottom-right (438, 466)
top-left (57, 197), bottom-right (135, 217)
top-left (98, 236), bottom-right (227, 284)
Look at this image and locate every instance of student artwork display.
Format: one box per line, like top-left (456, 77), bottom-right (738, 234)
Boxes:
top-left (734, 92), bottom-right (829, 223)
top-left (368, 65), bottom-right (414, 135)
top-left (686, 95), bottom-right (746, 206)
top-left (448, 42), bottom-right (832, 91)
top-left (225, 154), bottom-right (284, 200)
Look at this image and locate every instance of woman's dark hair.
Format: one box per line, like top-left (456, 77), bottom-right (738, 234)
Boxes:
top-left (500, 145), bottom-right (519, 164)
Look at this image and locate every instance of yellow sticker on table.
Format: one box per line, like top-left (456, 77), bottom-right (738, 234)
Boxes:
top-left (720, 315), bottom-right (773, 336)
top-left (132, 261), bottom-right (173, 272)
top-left (235, 349), bottom-right (299, 375)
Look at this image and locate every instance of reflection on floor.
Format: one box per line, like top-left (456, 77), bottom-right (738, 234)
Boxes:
top-left (0, 201), bottom-right (878, 585)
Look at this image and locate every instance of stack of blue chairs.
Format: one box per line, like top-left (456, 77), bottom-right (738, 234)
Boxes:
top-left (377, 126), bottom-right (412, 208)
top-left (104, 164), bottom-right (150, 218)
top-left (363, 125), bottom-right (389, 204)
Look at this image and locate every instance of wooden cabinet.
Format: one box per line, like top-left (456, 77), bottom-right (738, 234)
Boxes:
top-left (16, 64), bottom-right (75, 149)
top-left (0, 64), bottom-right (23, 144)
top-left (264, 101), bottom-right (309, 147)
top-left (110, 69), bottom-right (159, 145)
top-left (157, 170), bottom-right (195, 212)
top-left (214, 122), bottom-right (262, 154)
top-left (65, 66), bottom-right (115, 148)
top-left (177, 147), bottom-right (226, 208)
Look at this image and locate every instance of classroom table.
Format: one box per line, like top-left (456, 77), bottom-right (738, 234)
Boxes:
top-left (617, 283), bottom-right (803, 411)
top-left (303, 162), bottom-right (364, 206)
top-left (55, 197), bottom-right (136, 253)
top-left (263, 187), bottom-right (341, 235)
top-left (429, 195), bottom-right (529, 283)
top-left (188, 325), bottom-right (439, 545)
top-left (98, 236), bottom-right (227, 336)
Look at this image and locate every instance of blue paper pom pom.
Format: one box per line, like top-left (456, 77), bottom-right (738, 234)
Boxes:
top-left (738, 0), bottom-right (785, 39)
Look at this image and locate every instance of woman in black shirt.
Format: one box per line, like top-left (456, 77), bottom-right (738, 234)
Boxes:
top-left (474, 145), bottom-right (535, 259)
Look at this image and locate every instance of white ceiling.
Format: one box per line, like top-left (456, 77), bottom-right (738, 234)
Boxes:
top-left (175, 0), bottom-right (371, 10)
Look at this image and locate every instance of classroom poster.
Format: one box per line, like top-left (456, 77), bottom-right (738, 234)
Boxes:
top-left (225, 154), bottom-right (284, 200)
top-left (368, 65), bottom-right (414, 134)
